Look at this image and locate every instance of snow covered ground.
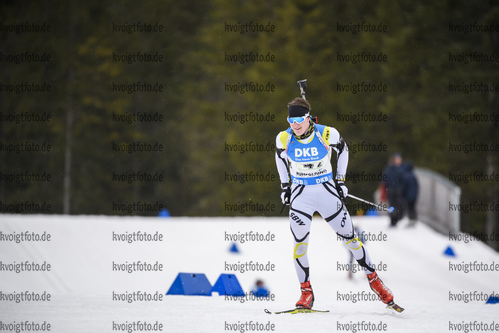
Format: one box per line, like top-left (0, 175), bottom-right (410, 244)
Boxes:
top-left (1, 214), bottom-right (498, 332)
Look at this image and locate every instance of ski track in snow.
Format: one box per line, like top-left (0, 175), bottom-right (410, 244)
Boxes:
top-left (1, 214), bottom-right (498, 332)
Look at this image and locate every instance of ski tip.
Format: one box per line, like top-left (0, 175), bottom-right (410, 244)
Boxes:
top-left (387, 303), bottom-right (405, 314)
top-left (264, 309), bottom-right (272, 314)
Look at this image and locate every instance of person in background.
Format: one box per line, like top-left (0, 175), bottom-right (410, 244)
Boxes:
top-left (251, 279), bottom-right (269, 297)
top-left (402, 162), bottom-right (419, 227)
top-left (382, 153), bottom-right (406, 227)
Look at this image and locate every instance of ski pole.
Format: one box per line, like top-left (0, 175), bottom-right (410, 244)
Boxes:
top-left (279, 203), bottom-right (287, 214)
top-left (347, 194), bottom-right (394, 213)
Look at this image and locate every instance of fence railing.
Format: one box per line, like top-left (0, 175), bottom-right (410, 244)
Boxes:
top-left (413, 167), bottom-right (461, 234)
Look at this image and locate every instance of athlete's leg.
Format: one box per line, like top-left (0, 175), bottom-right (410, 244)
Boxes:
top-left (289, 184), bottom-right (314, 283)
top-left (289, 184), bottom-right (316, 308)
top-left (317, 181), bottom-right (394, 304)
top-left (318, 181), bottom-right (375, 274)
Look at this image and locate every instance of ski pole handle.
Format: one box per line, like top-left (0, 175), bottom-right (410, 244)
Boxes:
top-left (346, 193), bottom-right (394, 213)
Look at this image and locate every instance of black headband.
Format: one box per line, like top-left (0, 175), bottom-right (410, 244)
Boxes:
top-left (288, 105), bottom-right (309, 117)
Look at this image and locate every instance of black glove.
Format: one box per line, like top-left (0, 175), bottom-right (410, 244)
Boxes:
top-left (336, 180), bottom-right (348, 202)
top-left (280, 183), bottom-right (291, 205)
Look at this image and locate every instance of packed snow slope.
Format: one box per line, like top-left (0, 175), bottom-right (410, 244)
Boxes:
top-left (1, 214), bottom-right (498, 333)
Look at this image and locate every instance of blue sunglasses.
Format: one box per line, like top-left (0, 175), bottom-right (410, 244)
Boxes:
top-left (287, 115), bottom-right (309, 124)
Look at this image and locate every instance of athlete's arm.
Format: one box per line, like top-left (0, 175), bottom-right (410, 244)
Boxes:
top-left (325, 127), bottom-right (348, 180)
top-left (275, 131), bottom-right (290, 185)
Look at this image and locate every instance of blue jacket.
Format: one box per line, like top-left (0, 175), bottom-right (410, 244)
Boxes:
top-left (402, 164), bottom-right (419, 202)
top-left (382, 164), bottom-right (405, 192)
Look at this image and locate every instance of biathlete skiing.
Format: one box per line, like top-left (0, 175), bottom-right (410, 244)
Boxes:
top-left (272, 80), bottom-right (403, 314)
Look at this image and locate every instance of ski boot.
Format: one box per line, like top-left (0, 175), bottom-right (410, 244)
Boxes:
top-left (367, 271), bottom-right (393, 304)
top-left (296, 281), bottom-right (314, 309)
top-left (367, 271), bottom-right (405, 312)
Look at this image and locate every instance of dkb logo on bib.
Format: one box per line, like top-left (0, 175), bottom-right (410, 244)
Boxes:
top-left (295, 147), bottom-right (319, 157)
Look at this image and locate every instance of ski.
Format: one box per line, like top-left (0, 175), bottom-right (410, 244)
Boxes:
top-left (264, 302), bottom-right (403, 315)
top-left (387, 301), bottom-right (405, 313)
top-left (264, 308), bottom-right (329, 315)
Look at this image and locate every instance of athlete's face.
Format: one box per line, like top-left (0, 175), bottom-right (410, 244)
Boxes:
top-left (290, 118), bottom-right (310, 136)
